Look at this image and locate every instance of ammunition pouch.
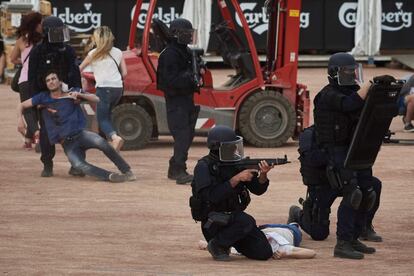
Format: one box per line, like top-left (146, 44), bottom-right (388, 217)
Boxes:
top-left (300, 165), bottom-right (329, 187)
top-left (189, 196), bottom-right (209, 221)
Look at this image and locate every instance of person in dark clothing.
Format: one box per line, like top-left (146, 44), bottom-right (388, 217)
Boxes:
top-left (288, 125), bottom-right (383, 245)
top-left (28, 16), bottom-right (82, 177)
top-left (288, 52), bottom-right (383, 260)
top-left (156, 18), bottom-right (201, 185)
top-left (190, 126), bottom-right (274, 261)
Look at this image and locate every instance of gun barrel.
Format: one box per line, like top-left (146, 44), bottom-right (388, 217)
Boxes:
top-left (218, 156), bottom-right (289, 168)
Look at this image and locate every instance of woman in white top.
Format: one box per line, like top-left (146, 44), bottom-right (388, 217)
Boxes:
top-left (10, 12), bottom-right (43, 150)
top-left (80, 26), bottom-right (127, 151)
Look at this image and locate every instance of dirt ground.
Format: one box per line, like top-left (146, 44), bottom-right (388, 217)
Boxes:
top-left (0, 68), bottom-right (413, 275)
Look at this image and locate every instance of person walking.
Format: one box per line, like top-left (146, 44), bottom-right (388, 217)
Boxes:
top-left (10, 12), bottom-right (43, 150)
top-left (79, 26), bottom-right (126, 151)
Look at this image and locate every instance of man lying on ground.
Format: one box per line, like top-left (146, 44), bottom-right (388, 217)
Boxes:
top-left (198, 222), bottom-right (316, 260)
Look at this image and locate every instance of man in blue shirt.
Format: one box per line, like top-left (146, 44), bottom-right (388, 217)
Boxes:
top-left (17, 71), bottom-right (135, 183)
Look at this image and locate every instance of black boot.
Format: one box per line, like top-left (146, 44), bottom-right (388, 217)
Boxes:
top-left (334, 240), bottom-right (364, 259)
top-left (360, 225), bottom-right (382, 242)
top-left (287, 205), bottom-right (301, 224)
top-left (207, 239), bottom-right (230, 261)
top-left (41, 164), bottom-right (53, 177)
top-left (168, 160), bottom-right (193, 184)
top-left (351, 239), bottom-right (376, 254)
top-left (167, 159), bottom-right (180, 180)
top-left (176, 171), bottom-right (193, 185)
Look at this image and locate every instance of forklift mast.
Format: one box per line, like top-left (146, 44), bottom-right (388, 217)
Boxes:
top-left (264, 0), bottom-right (302, 84)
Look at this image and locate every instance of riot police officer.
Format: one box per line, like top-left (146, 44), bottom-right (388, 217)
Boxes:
top-left (28, 16), bottom-right (82, 177)
top-left (190, 126), bottom-right (274, 261)
top-left (157, 18), bottom-right (201, 185)
top-left (289, 53), bottom-right (382, 259)
top-left (288, 125), bottom-right (383, 245)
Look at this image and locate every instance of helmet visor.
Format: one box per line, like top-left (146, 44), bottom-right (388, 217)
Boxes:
top-left (337, 63), bottom-right (363, 86)
top-left (219, 136), bottom-right (244, 162)
top-left (177, 28), bottom-right (197, 45)
top-left (48, 26), bottom-right (70, 43)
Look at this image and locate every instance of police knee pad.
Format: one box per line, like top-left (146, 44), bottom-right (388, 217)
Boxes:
top-left (310, 229), bottom-right (329, 241)
top-left (343, 180), bottom-right (363, 210)
top-left (360, 187), bottom-right (377, 212)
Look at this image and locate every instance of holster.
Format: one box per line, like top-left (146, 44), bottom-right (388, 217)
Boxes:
top-left (326, 165), bottom-right (342, 190)
top-left (203, 211), bottom-right (232, 230)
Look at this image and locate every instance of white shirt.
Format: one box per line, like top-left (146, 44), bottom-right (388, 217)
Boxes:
top-left (88, 47), bottom-right (123, 88)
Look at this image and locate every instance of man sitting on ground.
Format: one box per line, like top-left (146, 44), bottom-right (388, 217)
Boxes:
top-left (17, 71), bottom-right (136, 183)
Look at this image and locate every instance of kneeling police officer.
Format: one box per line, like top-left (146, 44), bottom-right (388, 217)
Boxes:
top-left (289, 53), bottom-right (392, 259)
top-left (288, 125), bottom-right (383, 245)
top-left (190, 126), bottom-right (274, 261)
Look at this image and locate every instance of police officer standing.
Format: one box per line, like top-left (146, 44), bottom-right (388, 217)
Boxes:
top-left (190, 126), bottom-right (274, 261)
top-left (157, 18), bottom-right (202, 185)
top-left (28, 16), bottom-right (82, 177)
top-left (288, 53), bottom-right (386, 259)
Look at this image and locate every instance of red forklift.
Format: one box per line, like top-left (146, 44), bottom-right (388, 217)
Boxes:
top-left (82, 0), bottom-right (310, 150)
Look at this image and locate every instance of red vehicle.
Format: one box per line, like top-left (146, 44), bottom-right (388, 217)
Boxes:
top-left (82, 0), bottom-right (310, 150)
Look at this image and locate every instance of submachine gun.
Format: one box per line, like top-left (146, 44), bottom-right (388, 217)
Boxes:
top-left (189, 48), bottom-right (205, 89)
top-left (217, 155), bottom-right (290, 178)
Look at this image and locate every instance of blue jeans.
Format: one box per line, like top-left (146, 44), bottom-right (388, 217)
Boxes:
top-left (96, 87), bottom-right (123, 139)
top-left (63, 130), bottom-right (130, 181)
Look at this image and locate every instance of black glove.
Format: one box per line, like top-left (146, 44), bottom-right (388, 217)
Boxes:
top-left (373, 75), bottom-right (396, 85)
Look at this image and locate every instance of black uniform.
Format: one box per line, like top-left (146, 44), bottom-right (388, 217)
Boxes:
top-left (307, 79), bottom-right (381, 244)
top-left (296, 125), bottom-right (382, 241)
top-left (157, 40), bottom-right (199, 178)
top-left (28, 41), bottom-right (81, 172)
top-left (191, 155), bottom-right (273, 261)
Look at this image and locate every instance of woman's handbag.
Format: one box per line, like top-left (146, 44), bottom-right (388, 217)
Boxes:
top-left (10, 50), bottom-right (31, 93)
top-left (10, 65), bottom-right (22, 92)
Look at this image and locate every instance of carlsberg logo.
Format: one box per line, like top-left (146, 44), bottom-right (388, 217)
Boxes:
top-left (53, 3), bottom-right (102, 32)
top-left (131, 3), bottom-right (180, 29)
top-left (339, 2), bottom-right (412, 31)
top-left (236, 3), bottom-right (309, 34)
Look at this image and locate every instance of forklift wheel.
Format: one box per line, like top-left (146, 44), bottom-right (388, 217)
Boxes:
top-left (238, 90), bottom-right (296, 147)
top-left (112, 103), bottom-right (153, 150)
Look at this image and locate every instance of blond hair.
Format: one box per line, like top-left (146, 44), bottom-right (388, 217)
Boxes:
top-left (90, 26), bottom-right (115, 62)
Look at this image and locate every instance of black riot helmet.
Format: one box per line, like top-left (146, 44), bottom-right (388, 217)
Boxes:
top-left (328, 52), bottom-right (363, 86)
top-left (42, 16), bottom-right (70, 43)
top-left (170, 18), bottom-right (196, 45)
top-left (207, 126), bottom-right (244, 162)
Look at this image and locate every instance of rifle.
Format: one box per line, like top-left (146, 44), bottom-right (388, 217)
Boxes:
top-left (189, 48), bottom-right (204, 89)
top-left (217, 155), bottom-right (290, 178)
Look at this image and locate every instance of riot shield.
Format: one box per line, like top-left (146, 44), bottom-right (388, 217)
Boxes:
top-left (344, 82), bottom-right (403, 170)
